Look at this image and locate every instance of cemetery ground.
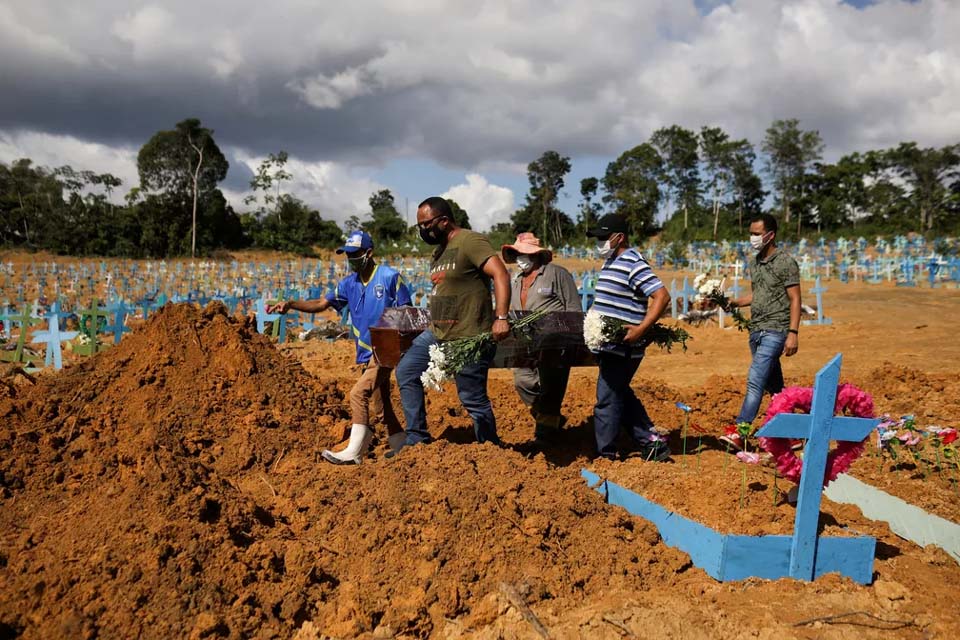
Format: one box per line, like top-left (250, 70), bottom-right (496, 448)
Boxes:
top-left (2, 253), bottom-right (960, 639)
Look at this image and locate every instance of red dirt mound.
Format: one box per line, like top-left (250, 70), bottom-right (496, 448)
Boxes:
top-left (0, 303), bottom-right (695, 639)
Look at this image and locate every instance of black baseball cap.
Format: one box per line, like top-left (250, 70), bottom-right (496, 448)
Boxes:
top-left (587, 214), bottom-right (629, 238)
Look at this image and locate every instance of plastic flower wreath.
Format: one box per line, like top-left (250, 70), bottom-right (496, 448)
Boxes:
top-left (758, 383), bottom-right (874, 487)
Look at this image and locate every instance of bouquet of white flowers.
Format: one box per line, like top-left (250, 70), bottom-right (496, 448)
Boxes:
top-left (583, 308), bottom-right (691, 353)
top-left (421, 309), bottom-right (547, 391)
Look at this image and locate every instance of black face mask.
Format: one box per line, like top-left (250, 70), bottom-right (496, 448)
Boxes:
top-left (419, 224), bottom-right (442, 245)
top-left (347, 253), bottom-right (369, 272)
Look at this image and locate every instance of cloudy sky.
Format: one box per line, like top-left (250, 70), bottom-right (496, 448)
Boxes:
top-left (1, 0), bottom-right (958, 230)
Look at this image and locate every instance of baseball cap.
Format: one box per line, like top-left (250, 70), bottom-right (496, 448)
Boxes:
top-left (335, 230), bottom-right (374, 254)
top-left (586, 214), bottom-right (629, 238)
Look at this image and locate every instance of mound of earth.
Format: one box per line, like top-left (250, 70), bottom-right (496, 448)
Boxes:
top-left (0, 303), bottom-right (696, 639)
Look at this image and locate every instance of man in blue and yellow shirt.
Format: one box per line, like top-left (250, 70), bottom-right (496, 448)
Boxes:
top-left (270, 230), bottom-right (411, 464)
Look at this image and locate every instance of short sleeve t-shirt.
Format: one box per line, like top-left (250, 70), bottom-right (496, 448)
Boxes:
top-left (592, 248), bottom-right (664, 358)
top-left (748, 251), bottom-right (800, 331)
top-left (429, 230), bottom-right (497, 340)
top-left (325, 264), bottom-right (412, 364)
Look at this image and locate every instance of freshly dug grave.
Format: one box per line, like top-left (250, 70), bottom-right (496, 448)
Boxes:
top-left (0, 303), bottom-right (696, 639)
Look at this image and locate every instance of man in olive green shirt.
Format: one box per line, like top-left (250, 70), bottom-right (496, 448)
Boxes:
top-left (721, 213), bottom-right (801, 450)
top-left (502, 232), bottom-right (583, 444)
top-left (393, 196), bottom-right (512, 452)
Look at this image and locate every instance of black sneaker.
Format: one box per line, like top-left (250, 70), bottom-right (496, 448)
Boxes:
top-left (634, 440), bottom-right (671, 462)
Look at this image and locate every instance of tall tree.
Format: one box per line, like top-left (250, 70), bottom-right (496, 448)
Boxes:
top-left (364, 189), bottom-right (407, 243)
top-left (886, 142), bottom-right (960, 231)
top-left (601, 143), bottom-right (662, 237)
top-left (446, 198), bottom-right (472, 229)
top-left (244, 151), bottom-right (293, 221)
top-left (761, 118), bottom-right (823, 234)
top-left (699, 126), bottom-right (734, 238)
top-left (650, 125), bottom-right (700, 230)
top-left (137, 118), bottom-right (228, 257)
top-left (728, 140), bottom-right (763, 231)
top-left (526, 150), bottom-right (572, 245)
top-left (578, 177), bottom-right (603, 236)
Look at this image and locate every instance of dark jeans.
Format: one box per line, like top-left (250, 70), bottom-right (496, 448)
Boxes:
top-left (395, 329), bottom-right (499, 446)
top-left (594, 352), bottom-right (657, 459)
top-left (735, 329), bottom-right (788, 424)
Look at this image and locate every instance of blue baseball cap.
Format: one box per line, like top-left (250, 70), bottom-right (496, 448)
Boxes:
top-left (335, 230), bottom-right (374, 254)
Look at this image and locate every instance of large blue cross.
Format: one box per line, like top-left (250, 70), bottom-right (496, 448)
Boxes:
top-left (755, 354), bottom-right (877, 580)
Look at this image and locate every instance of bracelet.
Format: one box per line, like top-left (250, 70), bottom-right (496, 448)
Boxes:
top-left (788, 329), bottom-right (798, 335)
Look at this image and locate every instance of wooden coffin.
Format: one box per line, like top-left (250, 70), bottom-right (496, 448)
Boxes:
top-left (370, 307), bottom-right (596, 369)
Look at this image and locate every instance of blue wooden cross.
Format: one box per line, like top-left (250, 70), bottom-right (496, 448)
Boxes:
top-left (756, 354), bottom-right (878, 580)
top-left (802, 276), bottom-right (832, 326)
top-left (32, 301), bottom-right (78, 369)
top-left (679, 277), bottom-right (698, 315)
top-left (105, 300), bottom-right (134, 345)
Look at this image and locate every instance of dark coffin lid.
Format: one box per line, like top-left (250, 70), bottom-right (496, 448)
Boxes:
top-left (370, 307), bottom-right (595, 368)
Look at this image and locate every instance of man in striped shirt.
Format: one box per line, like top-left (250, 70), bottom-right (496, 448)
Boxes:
top-left (587, 214), bottom-right (672, 461)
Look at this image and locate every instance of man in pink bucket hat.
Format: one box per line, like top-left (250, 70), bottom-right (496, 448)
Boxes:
top-left (501, 232), bottom-right (582, 445)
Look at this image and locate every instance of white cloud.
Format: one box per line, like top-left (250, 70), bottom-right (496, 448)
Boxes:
top-left (442, 174), bottom-right (515, 232)
top-left (1, 0), bottom-right (959, 209)
top-left (0, 130), bottom-right (139, 198)
top-left (229, 150), bottom-right (385, 226)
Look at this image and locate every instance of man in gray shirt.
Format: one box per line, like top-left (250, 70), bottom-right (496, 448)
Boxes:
top-left (721, 213), bottom-right (801, 450)
top-left (501, 232), bottom-right (583, 444)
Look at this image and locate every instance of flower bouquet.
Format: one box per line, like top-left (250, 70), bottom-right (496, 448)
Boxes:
top-left (421, 309), bottom-right (547, 391)
top-left (582, 308), bottom-right (691, 353)
top-left (691, 274), bottom-right (750, 331)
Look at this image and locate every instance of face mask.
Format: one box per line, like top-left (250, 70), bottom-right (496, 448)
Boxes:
top-left (597, 239), bottom-right (614, 259)
top-left (749, 232), bottom-right (771, 251)
top-left (419, 224), bottom-right (442, 245)
top-left (516, 255), bottom-right (535, 273)
top-left (347, 253), bottom-right (369, 272)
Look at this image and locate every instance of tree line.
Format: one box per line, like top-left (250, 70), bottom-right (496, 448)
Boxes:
top-left (503, 119), bottom-right (960, 247)
top-left (2, 117), bottom-right (958, 258)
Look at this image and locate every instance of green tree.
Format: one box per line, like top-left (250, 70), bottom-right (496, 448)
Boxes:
top-left (728, 141), bottom-right (764, 232)
top-left (601, 143), bottom-right (662, 237)
top-left (243, 151), bottom-right (293, 221)
top-left (650, 125), bottom-right (700, 230)
top-left (578, 177), bottom-right (603, 237)
top-left (447, 198), bottom-right (472, 229)
top-left (761, 118), bottom-right (824, 235)
top-left (886, 142), bottom-right (960, 231)
top-left (364, 189), bottom-right (407, 243)
top-left (137, 118), bottom-right (229, 257)
top-left (525, 150), bottom-right (572, 245)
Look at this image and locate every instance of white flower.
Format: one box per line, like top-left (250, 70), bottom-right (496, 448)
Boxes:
top-left (420, 343), bottom-right (451, 391)
top-left (693, 273), bottom-right (707, 289)
top-left (583, 309), bottom-right (606, 351)
top-left (694, 278), bottom-right (724, 302)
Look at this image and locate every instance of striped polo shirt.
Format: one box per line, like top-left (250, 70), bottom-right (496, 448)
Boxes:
top-left (593, 248), bottom-right (664, 358)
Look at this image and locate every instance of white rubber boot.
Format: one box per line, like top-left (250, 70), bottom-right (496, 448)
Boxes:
top-left (387, 432), bottom-right (407, 456)
top-left (322, 424), bottom-right (373, 465)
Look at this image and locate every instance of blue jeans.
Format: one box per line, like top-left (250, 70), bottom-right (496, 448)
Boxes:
top-left (735, 330), bottom-right (787, 424)
top-left (594, 353), bottom-right (657, 459)
top-left (395, 329), bottom-right (499, 446)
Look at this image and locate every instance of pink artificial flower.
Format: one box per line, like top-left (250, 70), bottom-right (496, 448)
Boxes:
top-left (736, 451), bottom-right (762, 465)
top-left (898, 432), bottom-right (921, 447)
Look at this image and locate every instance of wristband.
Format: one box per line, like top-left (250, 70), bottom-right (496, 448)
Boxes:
top-left (496, 315), bottom-right (509, 321)
top-left (787, 329), bottom-right (798, 335)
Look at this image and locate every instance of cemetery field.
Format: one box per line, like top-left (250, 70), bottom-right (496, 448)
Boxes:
top-left (2, 253), bottom-right (960, 639)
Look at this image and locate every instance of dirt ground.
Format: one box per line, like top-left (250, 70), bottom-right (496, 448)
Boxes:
top-left (2, 257), bottom-right (960, 639)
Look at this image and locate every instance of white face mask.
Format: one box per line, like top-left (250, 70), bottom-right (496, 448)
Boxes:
top-left (749, 232), bottom-right (771, 251)
top-left (516, 255), bottom-right (535, 273)
top-left (597, 239), bottom-right (615, 259)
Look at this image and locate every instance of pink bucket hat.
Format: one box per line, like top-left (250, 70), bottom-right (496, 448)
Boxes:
top-left (501, 232), bottom-right (553, 264)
